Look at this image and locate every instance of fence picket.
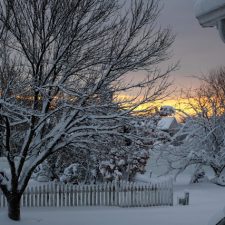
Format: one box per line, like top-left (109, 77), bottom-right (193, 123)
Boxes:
top-left (0, 178), bottom-right (173, 208)
top-left (93, 185), bottom-right (97, 206)
top-left (3, 193), bottom-right (6, 207)
top-left (96, 184), bottom-right (100, 206)
top-left (0, 192), bottom-right (2, 208)
top-left (73, 185), bottom-right (77, 206)
top-left (88, 185), bottom-right (90, 206)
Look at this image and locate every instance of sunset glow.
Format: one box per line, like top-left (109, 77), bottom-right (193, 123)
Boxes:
top-left (115, 94), bottom-right (197, 119)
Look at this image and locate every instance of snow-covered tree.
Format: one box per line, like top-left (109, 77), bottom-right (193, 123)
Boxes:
top-left (160, 68), bottom-right (225, 182)
top-left (0, 0), bottom-right (175, 220)
top-left (160, 115), bottom-right (225, 179)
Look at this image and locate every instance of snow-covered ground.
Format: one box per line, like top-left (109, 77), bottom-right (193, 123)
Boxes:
top-left (2, 153), bottom-right (225, 225)
top-left (1, 181), bottom-right (225, 225)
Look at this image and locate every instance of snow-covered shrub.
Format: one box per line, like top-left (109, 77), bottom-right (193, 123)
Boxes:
top-left (60, 164), bottom-right (86, 184)
top-left (211, 175), bottom-right (225, 186)
top-left (190, 168), bottom-right (209, 183)
top-left (33, 163), bottom-right (53, 182)
top-left (44, 116), bottom-right (162, 184)
top-left (98, 147), bottom-right (149, 182)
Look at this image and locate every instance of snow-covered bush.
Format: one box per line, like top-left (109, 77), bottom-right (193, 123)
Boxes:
top-left (60, 164), bottom-right (86, 184)
top-left (98, 147), bottom-right (149, 182)
top-left (190, 168), bottom-right (209, 184)
top-left (33, 163), bottom-right (54, 182)
top-left (211, 175), bottom-right (225, 186)
top-left (45, 116), bottom-right (163, 184)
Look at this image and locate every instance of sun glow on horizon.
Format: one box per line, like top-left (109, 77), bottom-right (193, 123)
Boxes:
top-left (115, 94), bottom-right (197, 120)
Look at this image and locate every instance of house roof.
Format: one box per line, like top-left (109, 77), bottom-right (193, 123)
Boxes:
top-left (195, 0), bottom-right (225, 26)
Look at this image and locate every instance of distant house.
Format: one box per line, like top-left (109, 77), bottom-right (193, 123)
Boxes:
top-left (157, 117), bottom-right (179, 136)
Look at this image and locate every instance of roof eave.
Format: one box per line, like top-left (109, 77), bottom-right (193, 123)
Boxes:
top-left (196, 5), bottom-right (225, 27)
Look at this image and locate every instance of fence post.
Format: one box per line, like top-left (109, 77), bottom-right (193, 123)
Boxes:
top-left (54, 183), bottom-right (58, 207)
top-left (108, 182), bottom-right (111, 206)
top-left (89, 185), bottom-right (92, 206)
top-left (115, 181), bottom-right (119, 206)
top-left (73, 185), bottom-right (77, 206)
top-left (2, 191), bottom-right (5, 208)
top-left (130, 182), bottom-right (134, 207)
top-left (93, 185), bottom-right (97, 206)
top-left (97, 184), bottom-right (100, 206)
top-left (69, 184), bottom-right (72, 206)
top-left (59, 184), bottom-right (62, 207)
top-left (65, 184), bottom-right (69, 207)
top-left (43, 185), bottom-right (46, 207)
top-left (26, 187), bottom-right (30, 207)
top-left (100, 183), bottom-right (104, 206)
top-left (30, 187), bottom-right (34, 207)
top-left (170, 178), bottom-right (174, 206)
top-left (0, 191), bottom-right (1, 208)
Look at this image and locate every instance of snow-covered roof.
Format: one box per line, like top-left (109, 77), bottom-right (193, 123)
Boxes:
top-left (194, 0), bottom-right (225, 26)
top-left (157, 117), bottom-right (177, 131)
top-left (159, 106), bottom-right (175, 116)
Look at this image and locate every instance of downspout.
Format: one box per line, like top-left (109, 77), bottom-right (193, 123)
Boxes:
top-left (218, 19), bottom-right (225, 43)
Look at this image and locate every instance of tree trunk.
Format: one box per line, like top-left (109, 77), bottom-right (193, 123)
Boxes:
top-left (7, 193), bottom-right (21, 221)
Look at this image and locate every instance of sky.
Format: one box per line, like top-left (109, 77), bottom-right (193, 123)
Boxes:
top-left (124, 0), bottom-right (225, 114)
top-left (159, 0), bottom-right (225, 89)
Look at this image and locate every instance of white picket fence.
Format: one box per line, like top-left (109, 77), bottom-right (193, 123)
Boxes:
top-left (0, 179), bottom-right (173, 208)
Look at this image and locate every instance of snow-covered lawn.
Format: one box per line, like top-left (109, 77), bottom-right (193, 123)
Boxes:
top-left (1, 182), bottom-right (225, 225)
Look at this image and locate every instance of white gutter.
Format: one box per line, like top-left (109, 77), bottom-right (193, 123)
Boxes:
top-left (194, 0), bottom-right (225, 43)
top-left (218, 19), bottom-right (225, 42)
